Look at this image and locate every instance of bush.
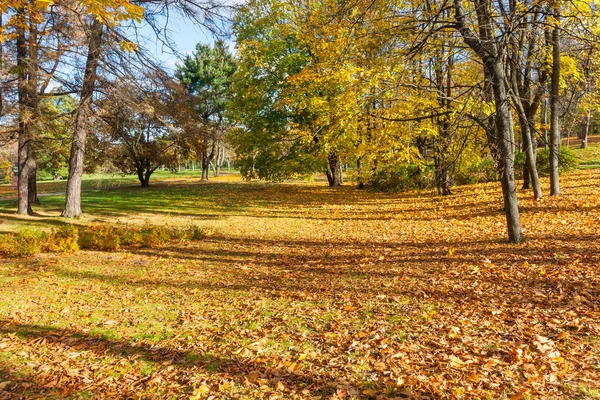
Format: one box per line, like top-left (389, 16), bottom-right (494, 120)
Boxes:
top-left (140, 223), bottom-right (172, 248)
top-left (454, 158), bottom-right (498, 185)
top-left (0, 229), bottom-right (49, 258)
top-left (0, 223), bottom-right (209, 258)
top-left (515, 147), bottom-right (579, 177)
top-left (47, 225), bottom-right (79, 253)
top-left (79, 225), bottom-right (121, 251)
top-left (368, 164), bottom-right (434, 192)
top-left (37, 167), bottom-right (69, 182)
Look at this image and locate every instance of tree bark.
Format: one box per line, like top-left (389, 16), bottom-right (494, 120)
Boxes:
top-left (28, 154), bottom-right (39, 206)
top-left (201, 159), bottom-right (210, 180)
top-left (356, 157), bottom-right (364, 189)
top-left (549, 8), bottom-right (561, 196)
top-left (490, 62), bottom-right (523, 243)
top-left (326, 153), bottom-right (342, 187)
top-left (62, 19), bottom-right (104, 218)
top-left (453, 0), bottom-right (523, 242)
top-left (581, 106), bottom-right (591, 149)
top-left (16, 5), bottom-right (35, 215)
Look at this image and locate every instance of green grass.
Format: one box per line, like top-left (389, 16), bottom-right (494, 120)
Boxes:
top-left (573, 143), bottom-right (600, 168)
top-left (0, 169), bottom-right (240, 198)
top-left (0, 169), bottom-right (599, 398)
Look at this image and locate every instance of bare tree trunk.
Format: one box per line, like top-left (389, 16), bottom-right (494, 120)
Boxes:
top-left (62, 19), bottom-right (104, 218)
top-left (549, 10), bottom-right (561, 196)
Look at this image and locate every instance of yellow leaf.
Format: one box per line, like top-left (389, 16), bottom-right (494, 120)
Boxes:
top-left (189, 384), bottom-right (210, 400)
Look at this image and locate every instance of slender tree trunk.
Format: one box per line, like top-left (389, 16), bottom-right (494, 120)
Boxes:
top-left (549, 9), bottom-right (561, 196)
top-left (326, 153), bottom-right (342, 187)
top-left (522, 153), bottom-right (530, 189)
top-left (28, 154), bottom-right (39, 206)
top-left (16, 5), bottom-right (31, 215)
top-left (581, 105), bottom-right (591, 149)
top-left (62, 19), bottom-right (104, 218)
top-left (201, 158), bottom-right (210, 180)
top-left (542, 99), bottom-right (548, 149)
top-left (490, 61), bottom-right (523, 243)
top-left (518, 116), bottom-right (542, 198)
top-left (357, 157), bottom-right (364, 189)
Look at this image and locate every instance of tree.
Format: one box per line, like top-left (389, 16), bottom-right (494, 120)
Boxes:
top-left (98, 75), bottom-right (186, 187)
top-left (62, 19), bottom-right (105, 217)
top-left (176, 40), bottom-right (236, 181)
top-left (549, 3), bottom-right (561, 196)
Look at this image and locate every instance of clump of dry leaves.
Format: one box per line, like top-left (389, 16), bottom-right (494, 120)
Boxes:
top-left (0, 169), bottom-right (599, 399)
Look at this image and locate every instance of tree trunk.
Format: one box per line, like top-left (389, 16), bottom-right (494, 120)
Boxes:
top-left (356, 157), bottom-right (364, 189)
top-left (490, 62), bottom-right (523, 243)
top-left (16, 4), bottom-right (31, 215)
top-left (201, 159), bottom-right (210, 180)
top-left (62, 19), bottom-right (104, 218)
top-left (326, 153), bottom-right (342, 187)
top-left (549, 10), bottom-right (561, 196)
top-left (581, 106), bottom-right (591, 149)
top-left (518, 116), bottom-right (542, 198)
top-left (522, 149), bottom-right (530, 190)
top-left (28, 155), bottom-right (39, 206)
top-left (453, 0), bottom-right (523, 243)
top-left (435, 159), bottom-right (451, 196)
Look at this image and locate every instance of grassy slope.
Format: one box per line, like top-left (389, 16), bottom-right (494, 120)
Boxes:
top-left (0, 170), bottom-right (599, 399)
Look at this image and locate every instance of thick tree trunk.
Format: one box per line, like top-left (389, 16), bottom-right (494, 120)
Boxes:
top-left (325, 153), bottom-right (342, 187)
top-left (63, 19), bottom-right (104, 218)
top-left (136, 167), bottom-right (152, 187)
top-left (549, 12), bottom-right (561, 196)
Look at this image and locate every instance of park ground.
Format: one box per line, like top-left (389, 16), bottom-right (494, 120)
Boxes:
top-left (0, 150), bottom-right (599, 399)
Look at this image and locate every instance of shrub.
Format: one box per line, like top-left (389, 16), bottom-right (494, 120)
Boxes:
top-left (37, 167), bottom-right (69, 182)
top-left (515, 147), bottom-right (579, 177)
top-left (0, 229), bottom-right (49, 258)
top-left (0, 223), bottom-right (209, 258)
top-left (47, 225), bottom-right (79, 253)
top-left (454, 158), bottom-right (498, 185)
top-left (368, 164), bottom-right (434, 192)
top-left (536, 147), bottom-right (579, 175)
top-left (140, 223), bottom-right (172, 248)
top-left (79, 225), bottom-right (120, 251)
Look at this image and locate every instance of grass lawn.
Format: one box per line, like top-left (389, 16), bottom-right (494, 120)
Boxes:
top-left (574, 145), bottom-right (600, 169)
top-left (0, 169), bottom-right (240, 200)
top-left (0, 169), bottom-right (599, 399)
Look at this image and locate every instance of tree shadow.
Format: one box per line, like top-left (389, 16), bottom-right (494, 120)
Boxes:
top-left (0, 321), bottom-right (435, 399)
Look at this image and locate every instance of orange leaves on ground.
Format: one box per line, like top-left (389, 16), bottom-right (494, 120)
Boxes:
top-left (0, 169), bottom-right (599, 398)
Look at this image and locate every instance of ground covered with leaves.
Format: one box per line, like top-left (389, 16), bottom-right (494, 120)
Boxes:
top-left (0, 170), bottom-right (599, 399)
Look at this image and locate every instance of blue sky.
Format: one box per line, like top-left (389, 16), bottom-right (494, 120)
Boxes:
top-left (131, 11), bottom-right (234, 71)
top-left (130, 18), bottom-right (211, 71)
